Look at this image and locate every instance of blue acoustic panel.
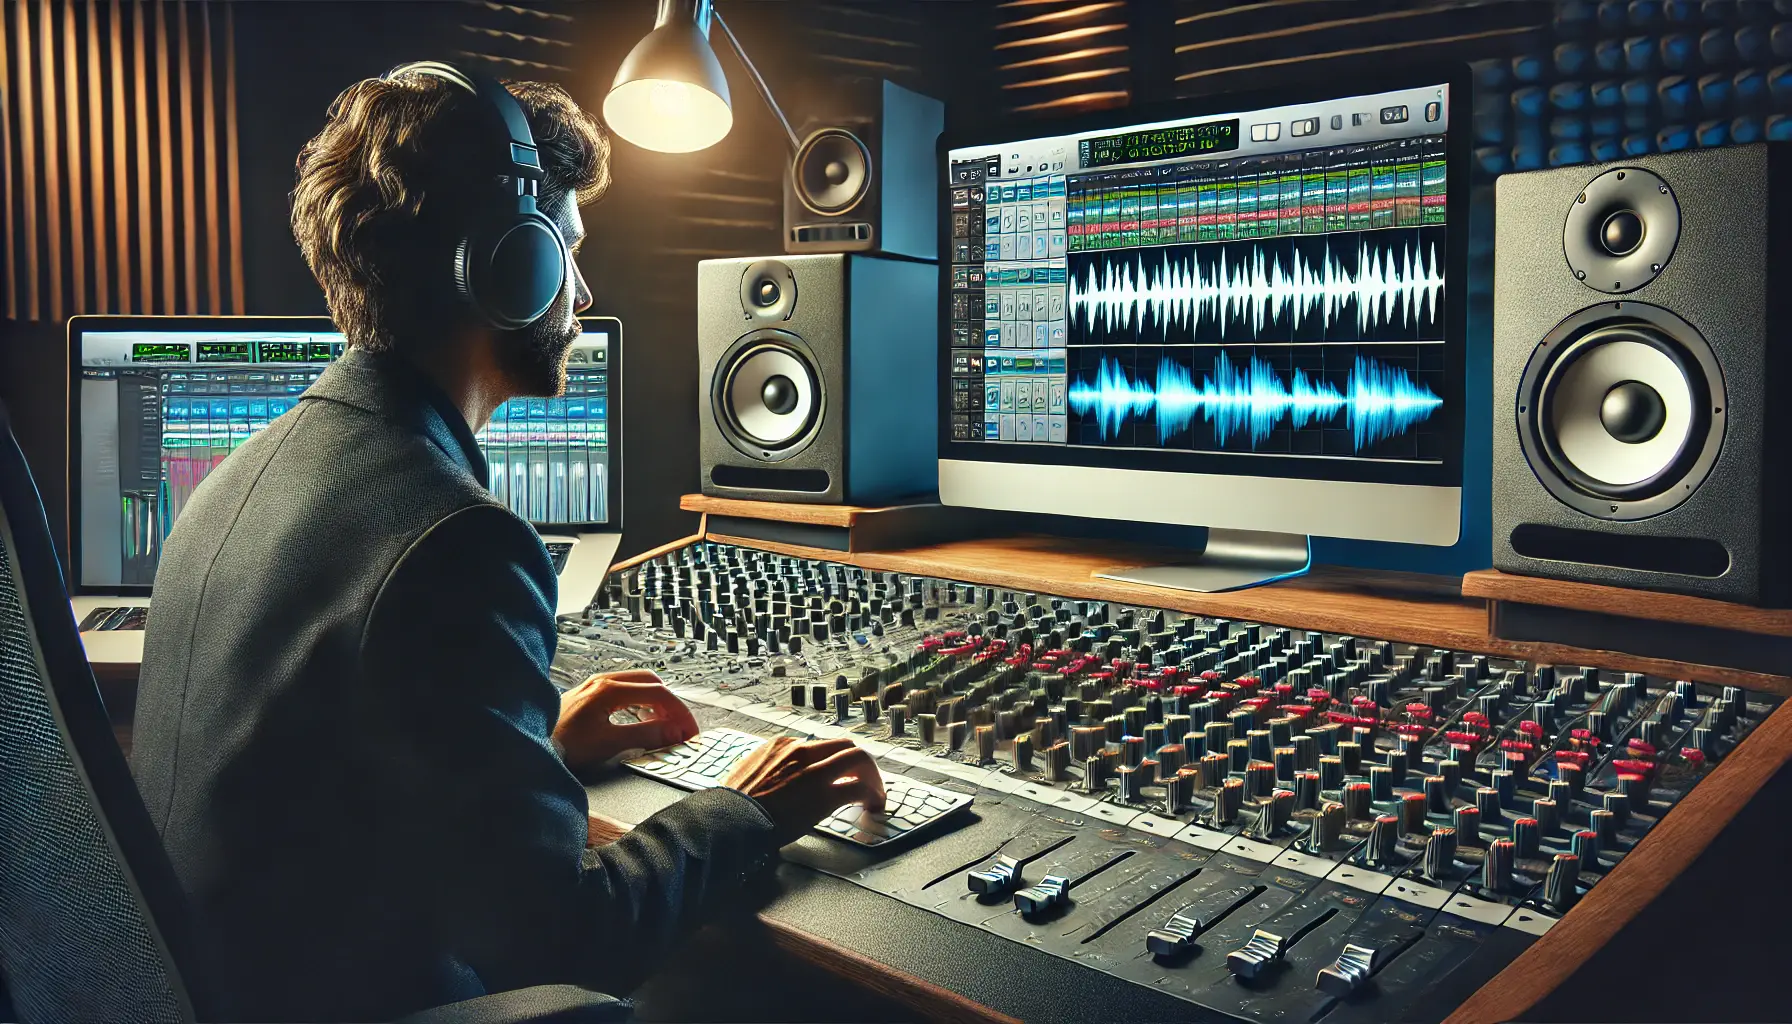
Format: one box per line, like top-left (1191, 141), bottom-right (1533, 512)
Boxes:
top-left (1657, 122), bottom-right (1695, 148)
top-left (1557, 0), bottom-right (1597, 33)
top-left (1735, 24), bottom-right (1769, 59)
top-left (1627, 34), bottom-right (1661, 71)
top-left (1592, 111), bottom-right (1624, 133)
top-left (1660, 31), bottom-right (1697, 69)
top-left (1735, 66), bottom-right (1768, 106)
top-left (1630, 0), bottom-right (1664, 26)
top-left (1551, 115), bottom-right (1590, 138)
top-left (1664, 0), bottom-right (1698, 20)
top-left (1696, 117), bottom-right (1731, 143)
top-left (1591, 136), bottom-right (1626, 158)
top-left (1623, 131), bottom-right (1658, 152)
top-left (1600, 0), bottom-right (1632, 32)
top-left (1511, 84), bottom-right (1547, 119)
top-left (1550, 79), bottom-right (1590, 110)
top-left (1591, 78), bottom-right (1624, 105)
top-left (1701, 25), bottom-right (1735, 62)
top-left (1550, 140), bottom-right (1592, 164)
top-left (1774, 22), bottom-right (1792, 58)
top-left (1475, 145), bottom-right (1513, 175)
top-left (1555, 41), bottom-right (1591, 75)
top-left (1699, 71), bottom-right (1734, 113)
top-left (1658, 74), bottom-right (1697, 117)
top-left (1732, 112), bottom-right (1766, 139)
top-left (1771, 63), bottom-right (1792, 103)
top-left (1770, 112), bottom-right (1792, 138)
top-left (1512, 51), bottom-right (1548, 81)
top-left (1596, 37), bottom-right (1628, 72)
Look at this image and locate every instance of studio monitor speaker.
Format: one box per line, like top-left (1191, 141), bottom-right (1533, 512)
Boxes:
top-left (699, 254), bottom-right (938, 504)
top-left (783, 80), bottom-right (943, 260)
top-left (1493, 143), bottom-right (1792, 605)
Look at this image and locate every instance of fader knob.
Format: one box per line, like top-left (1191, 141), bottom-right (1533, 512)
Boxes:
top-left (1013, 733), bottom-right (1034, 773)
top-left (1482, 838), bottom-right (1515, 893)
top-left (1045, 741), bottom-right (1071, 781)
top-left (1343, 781), bottom-right (1372, 821)
top-left (1548, 778), bottom-right (1574, 808)
top-left (1363, 815), bottom-right (1398, 867)
top-left (1246, 761), bottom-right (1276, 799)
top-left (1271, 789), bottom-right (1294, 832)
top-left (888, 706), bottom-right (907, 737)
top-left (1118, 765), bottom-right (1145, 803)
top-left (1199, 753), bottom-right (1227, 790)
top-left (1310, 801), bottom-right (1345, 852)
top-left (1439, 759), bottom-right (1462, 789)
top-left (1491, 769), bottom-right (1515, 807)
top-left (1165, 715), bottom-right (1191, 746)
top-left (1423, 826), bottom-right (1457, 881)
top-left (976, 724), bottom-right (996, 763)
top-left (917, 713), bottom-right (938, 745)
top-left (1122, 735), bottom-right (1146, 768)
top-left (1294, 770), bottom-right (1321, 810)
top-left (1274, 746), bottom-right (1297, 783)
top-left (1158, 743), bottom-right (1187, 778)
top-left (1227, 738), bottom-right (1252, 773)
top-left (1165, 769), bottom-right (1196, 814)
top-left (1215, 777), bottom-right (1244, 825)
top-left (1545, 853), bottom-right (1581, 912)
top-left (1338, 741), bottom-right (1363, 776)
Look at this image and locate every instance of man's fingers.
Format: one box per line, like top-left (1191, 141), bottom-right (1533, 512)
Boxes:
top-left (605, 719), bottom-right (688, 752)
top-left (806, 747), bottom-right (886, 811)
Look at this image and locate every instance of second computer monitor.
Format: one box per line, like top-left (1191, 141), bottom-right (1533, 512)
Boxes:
top-left (70, 315), bottom-right (620, 592)
top-left (939, 69), bottom-right (1468, 564)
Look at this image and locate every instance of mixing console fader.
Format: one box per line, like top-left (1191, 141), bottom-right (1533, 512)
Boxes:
top-left (552, 542), bottom-right (1777, 1022)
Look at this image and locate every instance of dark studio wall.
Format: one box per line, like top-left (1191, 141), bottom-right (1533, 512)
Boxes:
top-left (8, 0), bottom-right (1792, 579)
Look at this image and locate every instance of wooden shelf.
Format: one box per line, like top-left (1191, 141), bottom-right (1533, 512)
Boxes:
top-left (1463, 569), bottom-right (1792, 638)
top-left (679, 494), bottom-right (918, 528)
top-left (681, 493), bottom-right (1004, 554)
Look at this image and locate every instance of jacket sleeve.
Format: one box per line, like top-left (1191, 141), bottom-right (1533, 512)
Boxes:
top-left (360, 503), bottom-right (781, 999)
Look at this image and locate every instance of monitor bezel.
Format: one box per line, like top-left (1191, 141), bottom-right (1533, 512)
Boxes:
top-left (935, 63), bottom-right (1473, 535)
top-left (66, 313), bottom-right (624, 596)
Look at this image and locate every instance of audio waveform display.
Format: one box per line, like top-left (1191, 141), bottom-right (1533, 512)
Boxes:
top-left (1067, 227), bottom-right (1446, 346)
top-left (1066, 347), bottom-right (1445, 459)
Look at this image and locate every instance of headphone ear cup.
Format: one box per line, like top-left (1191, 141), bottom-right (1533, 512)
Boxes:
top-left (454, 213), bottom-right (568, 329)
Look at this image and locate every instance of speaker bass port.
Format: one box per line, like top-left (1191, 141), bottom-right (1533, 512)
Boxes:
top-left (1517, 302), bottom-right (1724, 520)
top-left (712, 329), bottom-right (824, 461)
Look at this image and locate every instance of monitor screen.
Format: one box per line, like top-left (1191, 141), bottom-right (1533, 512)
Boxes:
top-left (72, 316), bottom-right (619, 590)
top-left (940, 74), bottom-right (1465, 545)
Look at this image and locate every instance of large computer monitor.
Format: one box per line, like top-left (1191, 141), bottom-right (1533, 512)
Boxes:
top-left (69, 315), bottom-right (621, 599)
top-left (940, 69), bottom-right (1469, 591)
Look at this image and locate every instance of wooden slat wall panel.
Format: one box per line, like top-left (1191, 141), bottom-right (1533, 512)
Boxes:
top-left (0, 0), bottom-right (245, 321)
top-left (995, 0), bottom-right (1133, 115)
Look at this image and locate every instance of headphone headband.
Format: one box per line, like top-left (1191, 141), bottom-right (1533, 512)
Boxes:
top-left (384, 60), bottom-right (543, 186)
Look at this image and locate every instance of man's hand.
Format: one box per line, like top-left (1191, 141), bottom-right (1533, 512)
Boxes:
top-left (554, 669), bottom-right (699, 771)
top-left (721, 736), bottom-right (886, 846)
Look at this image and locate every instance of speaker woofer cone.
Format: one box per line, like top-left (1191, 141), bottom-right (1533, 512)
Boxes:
top-left (713, 329), bottom-right (824, 461)
top-left (793, 128), bottom-right (871, 215)
top-left (1518, 302), bottom-right (1724, 520)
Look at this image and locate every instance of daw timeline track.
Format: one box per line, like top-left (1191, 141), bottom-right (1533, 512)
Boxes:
top-left (554, 542), bottom-right (1774, 1024)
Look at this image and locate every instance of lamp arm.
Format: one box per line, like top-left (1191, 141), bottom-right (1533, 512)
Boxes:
top-left (710, 8), bottom-right (802, 154)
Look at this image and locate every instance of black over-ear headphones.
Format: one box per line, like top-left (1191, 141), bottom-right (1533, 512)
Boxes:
top-left (383, 60), bottom-right (568, 330)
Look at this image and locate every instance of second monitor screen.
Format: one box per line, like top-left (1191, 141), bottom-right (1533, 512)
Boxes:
top-left (945, 81), bottom-right (1459, 487)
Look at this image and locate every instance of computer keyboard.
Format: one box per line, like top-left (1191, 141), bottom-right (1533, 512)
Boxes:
top-left (624, 727), bottom-right (974, 848)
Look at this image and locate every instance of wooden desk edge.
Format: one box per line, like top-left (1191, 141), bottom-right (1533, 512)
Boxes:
top-left (1444, 697), bottom-right (1792, 1024)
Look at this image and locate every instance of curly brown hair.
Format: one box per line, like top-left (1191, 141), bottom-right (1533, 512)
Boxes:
top-left (290, 72), bottom-right (609, 352)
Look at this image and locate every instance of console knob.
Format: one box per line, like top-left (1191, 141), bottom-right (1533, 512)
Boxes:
top-left (1438, 759), bottom-right (1462, 789)
top-left (1294, 770), bottom-right (1320, 810)
top-left (888, 706), bottom-right (907, 737)
top-left (1246, 761), bottom-right (1276, 799)
top-left (1423, 826), bottom-right (1457, 881)
top-left (1158, 743), bottom-right (1187, 778)
top-left (1475, 786), bottom-right (1504, 823)
top-left (1319, 755), bottom-right (1344, 790)
top-left (1591, 808), bottom-right (1619, 848)
top-left (1453, 805), bottom-right (1482, 845)
top-left (1425, 775), bottom-right (1450, 813)
top-left (1227, 738), bottom-right (1252, 773)
top-left (1490, 769), bottom-right (1515, 806)
top-left (1531, 797), bottom-right (1559, 834)
top-left (1545, 853), bottom-right (1580, 912)
top-left (1338, 741), bottom-right (1363, 776)
top-left (917, 713), bottom-right (938, 745)
top-left (1310, 801), bottom-right (1345, 852)
top-left (1199, 753), bottom-right (1227, 790)
top-left (1363, 814), bottom-right (1398, 867)
top-left (1401, 792), bottom-right (1428, 834)
top-left (1215, 776), bottom-right (1244, 825)
top-left (1343, 781), bottom-right (1372, 820)
top-left (1270, 789), bottom-right (1295, 832)
top-left (1570, 828), bottom-right (1600, 863)
top-left (947, 720), bottom-right (968, 752)
top-left (1482, 838), bottom-right (1515, 892)
top-left (1117, 764), bottom-right (1145, 803)
top-left (1369, 765), bottom-right (1395, 801)
top-left (1602, 791), bottom-right (1630, 828)
top-left (976, 724), bottom-right (997, 763)
top-left (1165, 768), bottom-right (1196, 814)
top-left (1045, 741), bottom-right (1071, 781)
top-left (1511, 817), bottom-right (1540, 858)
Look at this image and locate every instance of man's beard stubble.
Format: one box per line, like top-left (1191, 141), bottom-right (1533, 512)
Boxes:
top-left (501, 314), bottom-right (581, 398)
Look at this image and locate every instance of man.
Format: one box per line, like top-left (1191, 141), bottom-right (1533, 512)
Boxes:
top-left (131, 67), bottom-right (882, 1022)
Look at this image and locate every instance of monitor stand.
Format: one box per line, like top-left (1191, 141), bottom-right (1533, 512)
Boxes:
top-left (1094, 530), bottom-right (1311, 594)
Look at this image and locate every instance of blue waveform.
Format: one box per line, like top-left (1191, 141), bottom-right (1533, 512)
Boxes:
top-left (1067, 351), bottom-right (1444, 451)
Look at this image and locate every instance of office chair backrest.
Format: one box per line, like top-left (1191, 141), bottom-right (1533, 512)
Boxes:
top-left (0, 400), bottom-right (210, 1022)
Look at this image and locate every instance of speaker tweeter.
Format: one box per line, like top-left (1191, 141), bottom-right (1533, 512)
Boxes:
top-left (1563, 167), bottom-right (1680, 293)
top-left (739, 259), bottom-right (797, 321)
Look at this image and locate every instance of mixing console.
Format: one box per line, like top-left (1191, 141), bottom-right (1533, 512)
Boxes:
top-left (552, 541), bottom-right (1776, 1022)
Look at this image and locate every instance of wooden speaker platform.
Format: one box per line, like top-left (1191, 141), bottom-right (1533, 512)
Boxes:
top-left (681, 493), bottom-right (1008, 554)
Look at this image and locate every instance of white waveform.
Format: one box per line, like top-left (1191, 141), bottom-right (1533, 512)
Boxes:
top-left (1068, 236), bottom-right (1445, 339)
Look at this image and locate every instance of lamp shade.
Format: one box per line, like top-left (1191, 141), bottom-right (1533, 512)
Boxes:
top-left (603, 2), bottom-right (734, 153)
